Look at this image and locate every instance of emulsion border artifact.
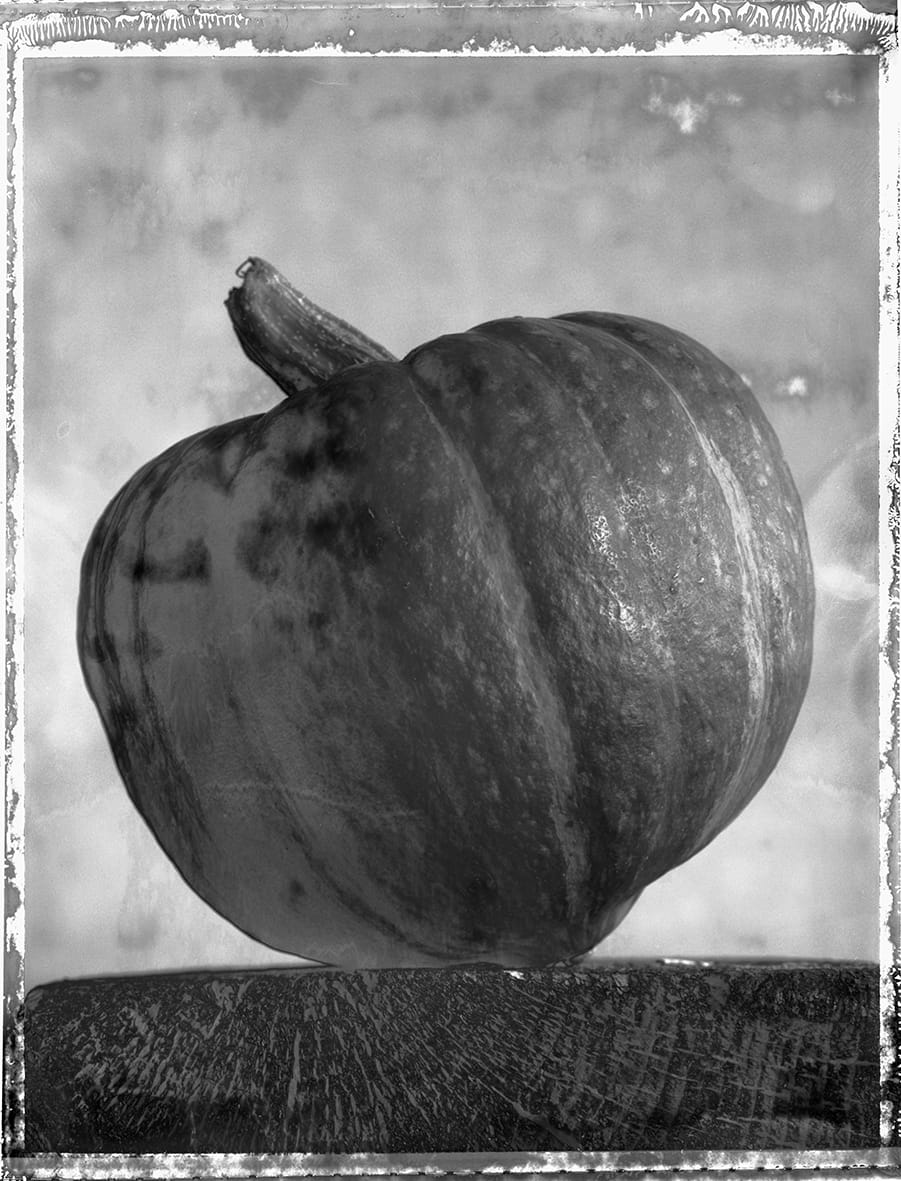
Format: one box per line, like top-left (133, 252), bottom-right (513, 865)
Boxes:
top-left (3, 1), bottom-right (899, 1175)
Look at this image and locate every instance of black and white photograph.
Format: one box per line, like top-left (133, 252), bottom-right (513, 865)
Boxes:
top-left (4, 1), bottom-right (898, 1173)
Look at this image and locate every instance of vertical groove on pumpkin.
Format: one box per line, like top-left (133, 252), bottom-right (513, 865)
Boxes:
top-left (225, 258), bottom-right (397, 399)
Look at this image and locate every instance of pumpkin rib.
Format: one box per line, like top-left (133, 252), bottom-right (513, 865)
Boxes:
top-left (560, 318), bottom-right (773, 852)
top-left (465, 321), bottom-right (694, 886)
top-left (125, 458), bottom-right (218, 881)
top-left (400, 354), bottom-right (596, 945)
top-left (558, 314), bottom-right (814, 840)
top-left (563, 316), bottom-right (802, 849)
top-left (406, 330), bottom-right (657, 918)
top-left (78, 455), bottom-right (216, 897)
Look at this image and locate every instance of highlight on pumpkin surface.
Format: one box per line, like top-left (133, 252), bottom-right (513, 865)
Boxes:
top-left (73, 256), bottom-right (816, 970)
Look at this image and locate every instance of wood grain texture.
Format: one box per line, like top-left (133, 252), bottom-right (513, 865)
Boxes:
top-left (23, 961), bottom-right (879, 1154)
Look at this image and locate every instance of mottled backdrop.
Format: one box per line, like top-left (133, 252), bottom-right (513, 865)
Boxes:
top-left (23, 54), bottom-right (879, 990)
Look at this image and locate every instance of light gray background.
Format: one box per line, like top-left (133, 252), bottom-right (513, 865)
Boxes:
top-left (23, 54), bottom-right (879, 990)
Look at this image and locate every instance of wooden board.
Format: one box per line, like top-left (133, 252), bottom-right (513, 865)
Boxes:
top-left (21, 960), bottom-right (880, 1154)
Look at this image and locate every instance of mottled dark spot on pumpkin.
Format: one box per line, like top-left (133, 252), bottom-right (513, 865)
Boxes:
top-left (270, 613), bottom-right (294, 637)
top-left (324, 432), bottom-right (363, 470)
top-left (236, 507), bottom-right (296, 586)
top-left (283, 448), bottom-right (322, 481)
top-left (283, 432), bottom-right (362, 483)
top-left (305, 502), bottom-right (386, 565)
top-left (287, 877), bottom-right (305, 902)
top-left (306, 506), bottom-right (343, 548)
top-left (308, 609), bottom-right (329, 631)
top-left (132, 538), bottom-right (211, 584)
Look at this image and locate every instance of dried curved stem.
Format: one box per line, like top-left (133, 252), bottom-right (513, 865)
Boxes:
top-left (225, 257), bottom-right (397, 398)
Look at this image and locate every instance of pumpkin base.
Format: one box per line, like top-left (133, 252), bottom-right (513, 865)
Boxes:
top-left (18, 959), bottom-right (881, 1156)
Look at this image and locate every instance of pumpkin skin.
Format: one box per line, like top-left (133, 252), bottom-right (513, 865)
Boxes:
top-left (78, 277), bottom-right (815, 968)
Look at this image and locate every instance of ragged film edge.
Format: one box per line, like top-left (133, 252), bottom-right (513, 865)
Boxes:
top-left (0, 2), bottom-right (896, 54)
top-left (6, 1148), bottom-right (901, 1178)
top-left (1, 2), bottom-right (898, 1178)
top-left (878, 25), bottom-right (901, 1153)
top-left (3, 2), bottom-right (26, 1165)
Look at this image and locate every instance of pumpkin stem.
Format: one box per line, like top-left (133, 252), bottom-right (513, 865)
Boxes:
top-left (225, 257), bottom-right (396, 398)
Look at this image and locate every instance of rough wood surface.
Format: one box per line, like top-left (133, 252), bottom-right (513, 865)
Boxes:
top-left (23, 961), bottom-right (879, 1154)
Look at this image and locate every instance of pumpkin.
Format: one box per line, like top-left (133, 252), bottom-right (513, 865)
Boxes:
top-left (78, 259), bottom-right (815, 968)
